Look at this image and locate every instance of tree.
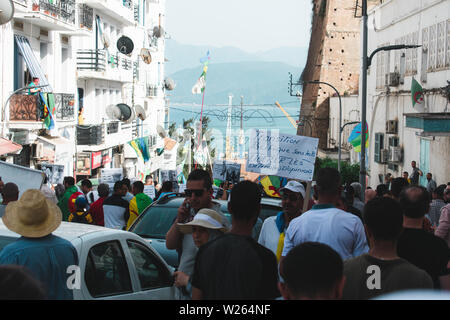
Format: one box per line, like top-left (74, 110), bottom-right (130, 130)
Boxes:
top-left (314, 157), bottom-right (360, 186)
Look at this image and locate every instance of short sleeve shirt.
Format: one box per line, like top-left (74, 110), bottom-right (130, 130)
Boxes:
top-left (192, 233), bottom-right (280, 299)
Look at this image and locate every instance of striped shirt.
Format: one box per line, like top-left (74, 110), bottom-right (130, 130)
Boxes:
top-left (103, 194), bottom-right (130, 230)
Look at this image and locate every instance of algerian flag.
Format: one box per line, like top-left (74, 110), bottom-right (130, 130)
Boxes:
top-left (192, 67), bottom-right (207, 94)
top-left (411, 78), bottom-right (424, 107)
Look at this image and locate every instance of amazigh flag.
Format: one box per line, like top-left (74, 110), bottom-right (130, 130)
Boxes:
top-left (192, 51), bottom-right (210, 94)
top-left (411, 78), bottom-right (424, 107)
top-left (40, 92), bottom-right (55, 130)
top-left (129, 139), bottom-right (144, 162)
top-left (260, 176), bottom-right (288, 198)
top-left (348, 122), bottom-right (369, 153)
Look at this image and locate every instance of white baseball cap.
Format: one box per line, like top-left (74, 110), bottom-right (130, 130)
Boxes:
top-left (280, 181), bottom-right (306, 199)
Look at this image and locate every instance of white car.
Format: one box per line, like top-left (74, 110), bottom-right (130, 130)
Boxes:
top-left (0, 221), bottom-right (175, 300)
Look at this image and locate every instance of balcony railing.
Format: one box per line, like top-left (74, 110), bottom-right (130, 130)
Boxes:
top-left (33, 0), bottom-right (76, 25)
top-left (146, 85), bottom-right (159, 97)
top-left (77, 49), bottom-right (106, 71)
top-left (77, 124), bottom-right (105, 145)
top-left (122, 58), bottom-right (132, 70)
top-left (133, 61), bottom-right (139, 80)
top-left (9, 93), bottom-right (75, 122)
top-left (78, 4), bottom-right (93, 31)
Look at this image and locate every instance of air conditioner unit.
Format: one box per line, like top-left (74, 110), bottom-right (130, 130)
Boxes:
top-left (386, 120), bottom-right (398, 134)
top-left (389, 146), bottom-right (402, 162)
top-left (385, 72), bottom-right (400, 87)
top-left (380, 149), bottom-right (389, 163)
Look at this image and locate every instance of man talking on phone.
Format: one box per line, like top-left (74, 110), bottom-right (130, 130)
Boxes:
top-left (166, 169), bottom-right (229, 300)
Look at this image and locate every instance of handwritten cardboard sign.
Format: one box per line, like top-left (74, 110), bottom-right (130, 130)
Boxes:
top-left (246, 129), bottom-right (319, 181)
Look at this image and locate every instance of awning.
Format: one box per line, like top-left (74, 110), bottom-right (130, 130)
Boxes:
top-left (0, 138), bottom-right (23, 156)
top-left (404, 112), bottom-right (450, 136)
top-left (14, 35), bottom-right (52, 92)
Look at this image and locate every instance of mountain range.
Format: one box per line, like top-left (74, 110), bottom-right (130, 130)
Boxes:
top-left (164, 39), bottom-right (308, 105)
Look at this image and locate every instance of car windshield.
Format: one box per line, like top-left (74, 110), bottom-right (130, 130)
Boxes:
top-left (131, 206), bottom-right (179, 239)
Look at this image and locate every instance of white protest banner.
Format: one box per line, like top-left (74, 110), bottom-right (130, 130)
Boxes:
top-left (143, 185), bottom-right (156, 199)
top-left (99, 168), bottom-right (124, 189)
top-left (246, 129), bottom-right (319, 181)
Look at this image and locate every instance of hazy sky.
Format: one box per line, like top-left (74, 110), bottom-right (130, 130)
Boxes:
top-left (165, 0), bottom-right (312, 53)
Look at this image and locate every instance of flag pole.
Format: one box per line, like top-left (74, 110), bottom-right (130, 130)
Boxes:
top-left (195, 86), bottom-right (206, 170)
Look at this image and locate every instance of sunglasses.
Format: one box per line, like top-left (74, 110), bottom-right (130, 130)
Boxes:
top-left (185, 189), bottom-right (205, 197)
top-left (281, 192), bottom-right (301, 202)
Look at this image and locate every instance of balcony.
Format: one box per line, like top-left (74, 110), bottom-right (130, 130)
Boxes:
top-left (146, 84), bottom-right (160, 98)
top-left (76, 121), bottom-right (133, 151)
top-left (14, 0), bottom-right (77, 32)
top-left (8, 93), bottom-right (76, 130)
top-left (78, 0), bottom-right (135, 26)
top-left (76, 49), bottom-right (133, 83)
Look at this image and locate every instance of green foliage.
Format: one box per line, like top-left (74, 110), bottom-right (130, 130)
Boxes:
top-left (314, 157), bottom-right (360, 186)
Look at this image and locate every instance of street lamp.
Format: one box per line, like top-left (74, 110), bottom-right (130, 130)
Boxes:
top-left (306, 80), bottom-right (343, 172)
top-left (359, 0), bottom-right (421, 200)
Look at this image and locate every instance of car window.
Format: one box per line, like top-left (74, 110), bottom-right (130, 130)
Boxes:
top-left (127, 240), bottom-right (173, 290)
top-left (85, 240), bottom-right (133, 298)
top-left (0, 236), bottom-right (17, 252)
top-left (260, 205), bottom-right (281, 221)
top-left (130, 206), bottom-right (178, 239)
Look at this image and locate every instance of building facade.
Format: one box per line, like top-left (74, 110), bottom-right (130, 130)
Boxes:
top-left (0, 0), bottom-right (169, 183)
top-left (365, 0), bottom-right (450, 188)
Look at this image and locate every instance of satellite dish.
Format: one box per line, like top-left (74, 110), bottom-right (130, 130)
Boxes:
top-left (101, 33), bottom-right (110, 48)
top-left (140, 48), bottom-right (152, 64)
top-left (164, 78), bottom-right (175, 91)
top-left (105, 104), bottom-right (121, 120)
top-left (153, 26), bottom-right (164, 38)
top-left (116, 103), bottom-right (135, 122)
top-left (0, 1), bottom-right (14, 25)
top-left (117, 36), bottom-right (134, 55)
top-left (134, 105), bottom-right (146, 121)
top-left (156, 125), bottom-right (167, 139)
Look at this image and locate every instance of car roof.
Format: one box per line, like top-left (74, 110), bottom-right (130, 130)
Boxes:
top-left (0, 220), bottom-right (128, 242)
top-left (155, 194), bottom-right (281, 207)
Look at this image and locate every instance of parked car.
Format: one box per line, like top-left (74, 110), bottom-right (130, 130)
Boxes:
top-left (128, 194), bottom-right (282, 268)
top-left (0, 221), bottom-right (175, 300)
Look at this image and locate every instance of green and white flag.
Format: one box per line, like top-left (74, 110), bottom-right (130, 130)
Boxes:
top-left (411, 78), bottom-right (424, 107)
top-left (192, 51), bottom-right (210, 95)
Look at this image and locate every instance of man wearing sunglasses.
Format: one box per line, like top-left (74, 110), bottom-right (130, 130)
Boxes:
top-left (166, 169), bottom-right (228, 300)
top-left (258, 181), bottom-right (305, 262)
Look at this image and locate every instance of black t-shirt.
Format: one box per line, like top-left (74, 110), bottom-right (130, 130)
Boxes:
top-left (397, 228), bottom-right (450, 287)
top-left (191, 233), bottom-right (280, 300)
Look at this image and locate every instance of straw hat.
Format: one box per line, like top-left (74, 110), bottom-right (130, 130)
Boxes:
top-left (2, 189), bottom-right (62, 238)
top-left (177, 208), bottom-right (229, 234)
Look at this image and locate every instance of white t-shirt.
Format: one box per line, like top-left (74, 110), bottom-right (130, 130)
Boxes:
top-left (258, 216), bottom-right (282, 256)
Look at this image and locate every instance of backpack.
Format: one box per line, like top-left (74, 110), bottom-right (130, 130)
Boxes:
top-left (71, 210), bottom-right (93, 225)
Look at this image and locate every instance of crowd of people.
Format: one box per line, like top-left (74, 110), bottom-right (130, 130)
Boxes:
top-left (0, 162), bottom-right (448, 300)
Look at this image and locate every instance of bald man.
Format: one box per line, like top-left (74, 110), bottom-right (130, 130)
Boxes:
top-left (365, 189), bottom-right (377, 204)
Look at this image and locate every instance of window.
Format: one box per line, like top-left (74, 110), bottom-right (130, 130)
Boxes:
top-left (376, 43), bottom-right (390, 90)
top-left (421, 27), bottom-right (429, 82)
top-left (437, 21), bottom-right (446, 69)
top-left (428, 24), bottom-right (437, 71)
top-left (374, 132), bottom-right (384, 163)
top-left (446, 19), bottom-right (450, 67)
top-left (84, 241), bottom-right (132, 298)
top-left (127, 241), bottom-right (173, 290)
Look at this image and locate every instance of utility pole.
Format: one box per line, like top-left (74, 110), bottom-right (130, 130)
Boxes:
top-left (360, 0), bottom-right (368, 199)
top-left (239, 95), bottom-right (244, 158)
top-left (225, 94), bottom-right (232, 160)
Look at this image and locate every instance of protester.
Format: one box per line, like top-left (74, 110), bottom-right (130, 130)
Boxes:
top-left (350, 182), bottom-right (365, 211)
top-left (0, 190), bottom-right (78, 299)
top-left (126, 181), bottom-right (152, 230)
top-left (390, 177), bottom-right (409, 201)
top-left (57, 177), bottom-right (81, 221)
top-left (191, 180), bottom-right (279, 300)
top-left (376, 184), bottom-right (390, 198)
top-left (343, 197), bottom-right (433, 300)
top-left (426, 173), bottom-right (437, 194)
top-left (0, 265), bottom-right (46, 300)
top-left (166, 169), bottom-right (228, 300)
top-left (403, 171), bottom-right (411, 184)
top-left (409, 161), bottom-right (423, 186)
top-left (384, 173), bottom-right (392, 190)
top-left (173, 208), bottom-right (229, 297)
top-left (335, 194), bottom-right (362, 221)
top-left (121, 178), bottom-right (134, 202)
top-left (88, 183), bottom-right (109, 226)
top-left (54, 184), bottom-right (65, 201)
top-left (0, 182), bottom-right (19, 217)
top-left (68, 197), bottom-right (93, 224)
top-left (282, 168), bottom-right (368, 262)
top-left (365, 188), bottom-right (377, 203)
top-left (279, 242), bottom-right (345, 300)
top-left (102, 180), bottom-right (130, 230)
top-left (397, 186), bottom-right (450, 289)
top-left (40, 175), bottom-right (58, 204)
top-left (157, 181), bottom-right (175, 200)
top-left (258, 180), bottom-right (305, 261)
top-left (80, 179), bottom-right (93, 201)
top-left (145, 175), bottom-right (154, 186)
top-left (344, 185), bottom-right (364, 213)
top-left (428, 184), bottom-right (447, 228)
top-left (435, 188), bottom-right (450, 247)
